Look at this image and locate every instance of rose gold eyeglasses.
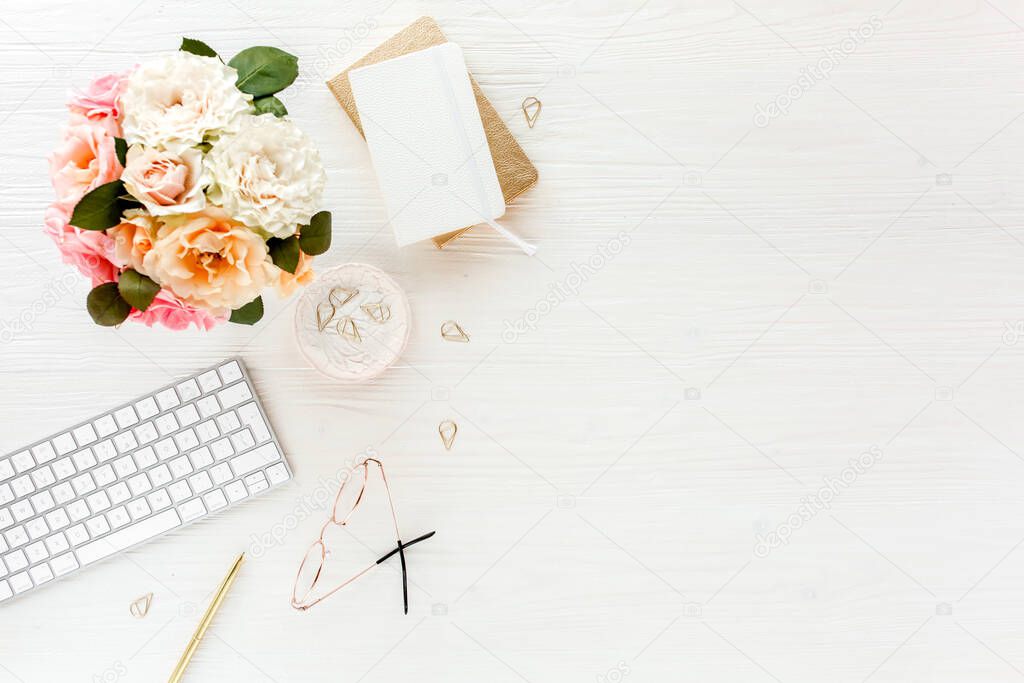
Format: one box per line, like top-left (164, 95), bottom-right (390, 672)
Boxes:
top-left (290, 458), bottom-right (434, 613)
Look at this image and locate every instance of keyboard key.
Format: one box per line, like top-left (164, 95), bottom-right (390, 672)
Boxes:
top-left (237, 403), bottom-right (272, 443)
top-left (0, 510), bottom-right (15, 532)
top-left (0, 484), bottom-right (12, 506)
top-left (67, 500), bottom-right (90, 522)
top-left (53, 433), bottom-right (76, 455)
top-left (108, 482), bottom-right (131, 505)
top-left (5, 527), bottom-right (28, 548)
top-left (155, 438), bottom-right (178, 461)
top-left (113, 406), bottom-right (138, 429)
top-left (148, 489), bottom-right (172, 511)
top-left (30, 490), bottom-right (55, 514)
top-left (85, 516), bottom-right (110, 538)
top-left (13, 451), bottom-right (35, 473)
top-left (229, 428), bottom-right (255, 452)
top-left (94, 440), bottom-right (117, 462)
top-left (196, 395), bottom-right (220, 418)
top-left (72, 423), bottom-right (97, 447)
top-left (52, 483), bottom-right (75, 505)
top-left (135, 421), bottom-right (159, 445)
top-left (210, 463), bottom-right (232, 485)
top-left (4, 550), bottom-right (28, 571)
top-left (174, 428), bottom-right (199, 452)
top-left (155, 413), bottom-right (179, 437)
top-left (71, 448), bottom-right (97, 471)
top-left (246, 474), bottom-right (269, 495)
top-left (217, 382), bottom-right (252, 409)
top-left (197, 370), bottom-right (221, 393)
top-left (50, 553), bottom-right (78, 576)
top-left (30, 466), bottom-right (55, 489)
top-left (26, 518), bottom-right (49, 540)
top-left (179, 498), bottom-right (207, 522)
top-left (45, 509), bottom-right (69, 531)
top-left (195, 420), bottom-right (220, 443)
top-left (11, 476), bottom-right (34, 498)
top-left (0, 459), bottom-right (13, 481)
top-left (135, 396), bottom-right (159, 420)
top-left (266, 463), bottom-right (290, 485)
top-left (229, 443), bottom-right (281, 477)
top-left (133, 446), bottom-right (157, 469)
top-left (29, 564), bottom-right (53, 585)
top-left (127, 473), bottom-right (152, 497)
top-left (11, 500), bottom-right (33, 522)
top-left (86, 491), bottom-right (111, 513)
top-left (189, 447), bottom-right (213, 470)
top-left (216, 411), bottom-right (241, 434)
top-left (25, 541), bottom-right (47, 563)
top-left (77, 509), bottom-right (181, 565)
top-left (10, 572), bottom-right (32, 594)
top-left (93, 414), bottom-right (118, 437)
top-left (189, 471), bottom-right (213, 493)
top-left (65, 525), bottom-right (89, 546)
top-left (219, 361), bottom-right (243, 384)
top-left (176, 379), bottom-right (201, 402)
top-left (93, 465), bottom-right (116, 488)
top-left (169, 456), bottom-right (193, 479)
top-left (155, 388), bottom-right (180, 411)
top-left (107, 506), bottom-right (131, 529)
top-left (113, 455), bottom-right (137, 478)
top-left (52, 457), bottom-right (75, 480)
top-left (225, 481), bottom-right (248, 502)
top-left (210, 438), bottom-right (234, 461)
top-left (168, 480), bottom-right (191, 503)
top-left (149, 465), bottom-right (171, 487)
top-left (203, 490), bottom-right (228, 511)
top-left (0, 581), bottom-right (11, 601)
top-left (176, 404), bottom-right (201, 427)
top-left (71, 473), bottom-right (95, 496)
top-left (113, 431), bottom-right (139, 454)
top-left (127, 498), bottom-right (151, 520)
top-left (30, 443), bottom-right (56, 465)
top-left (45, 532), bottom-right (69, 555)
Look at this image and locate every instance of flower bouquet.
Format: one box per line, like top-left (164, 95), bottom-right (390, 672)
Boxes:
top-left (46, 38), bottom-right (331, 330)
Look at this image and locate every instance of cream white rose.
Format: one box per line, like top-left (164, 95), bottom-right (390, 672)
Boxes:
top-left (120, 52), bottom-right (251, 150)
top-left (122, 145), bottom-right (207, 215)
top-left (206, 114), bottom-right (326, 238)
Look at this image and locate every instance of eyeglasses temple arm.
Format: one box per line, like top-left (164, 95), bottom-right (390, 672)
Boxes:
top-left (375, 530), bottom-right (435, 564)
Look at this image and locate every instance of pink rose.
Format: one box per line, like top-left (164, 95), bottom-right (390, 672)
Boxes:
top-left (68, 70), bottom-right (131, 133)
top-left (44, 203), bottom-right (119, 286)
top-left (49, 115), bottom-right (123, 211)
top-left (129, 289), bottom-right (227, 331)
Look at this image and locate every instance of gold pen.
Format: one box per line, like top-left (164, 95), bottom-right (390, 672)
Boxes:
top-left (168, 552), bottom-right (246, 683)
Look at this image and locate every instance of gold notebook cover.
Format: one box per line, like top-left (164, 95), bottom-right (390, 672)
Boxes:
top-left (326, 16), bottom-right (539, 248)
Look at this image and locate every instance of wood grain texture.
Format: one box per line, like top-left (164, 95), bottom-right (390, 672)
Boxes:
top-left (2, 1), bottom-right (1024, 681)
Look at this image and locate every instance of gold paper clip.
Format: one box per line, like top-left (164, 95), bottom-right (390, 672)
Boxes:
top-left (315, 301), bottom-right (336, 332)
top-left (130, 592), bottom-right (153, 618)
top-left (336, 316), bottom-right (362, 342)
top-left (439, 420), bottom-right (458, 450)
top-left (522, 97), bottom-right (542, 128)
top-left (441, 320), bottom-right (470, 343)
top-left (361, 302), bottom-right (391, 324)
top-left (328, 287), bottom-right (359, 308)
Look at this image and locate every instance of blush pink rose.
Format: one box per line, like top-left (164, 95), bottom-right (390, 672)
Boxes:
top-left (129, 288), bottom-right (227, 331)
top-left (68, 70), bottom-right (131, 134)
top-left (49, 115), bottom-right (123, 211)
top-left (44, 203), bottom-right (119, 286)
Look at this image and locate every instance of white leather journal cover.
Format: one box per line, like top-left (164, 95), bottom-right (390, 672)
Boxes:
top-left (349, 43), bottom-right (505, 247)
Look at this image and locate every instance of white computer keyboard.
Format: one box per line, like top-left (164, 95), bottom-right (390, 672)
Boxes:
top-left (0, 358), bottom-right (292, 604)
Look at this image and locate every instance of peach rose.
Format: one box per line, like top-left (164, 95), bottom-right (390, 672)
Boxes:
top-left (142, 208), bottom-right (273, 311)
top-left (49, 115), bottom-right (123, 211)
top-left (109, 209), bottom-right (158, 273)
top-left (275, 252), bottom-right (315, 297)
top-left (122, 145), bottom-right (206, 215)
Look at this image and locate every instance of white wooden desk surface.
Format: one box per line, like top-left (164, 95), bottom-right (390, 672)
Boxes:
top-left (2, 0), bottom-right (1024, 680)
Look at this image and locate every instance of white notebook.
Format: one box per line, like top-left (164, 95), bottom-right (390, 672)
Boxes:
top-left (349, 43), bottom-right (533, 253)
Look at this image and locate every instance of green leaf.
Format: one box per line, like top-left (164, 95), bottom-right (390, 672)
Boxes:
top-left (114, 137), bottom-right (128, 166)
top-left (70, 180), bottom-right (127, 231)
top-left (253, 95), bottom-right (288, 117)
top-left (268, 235), bottom-right (300, 274)
top-left (87, 282), bottom-right (131, 327)
top-left (298, 211), bottom-right (331, 256)
top-left (180, 37), bottom-right (219, 59)
top-left (230, 296), bottom-right (264, 325)
top-left (117, 269), bottom-right (160, 312)
top-left (228, 46), bottom-right (298, 97)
